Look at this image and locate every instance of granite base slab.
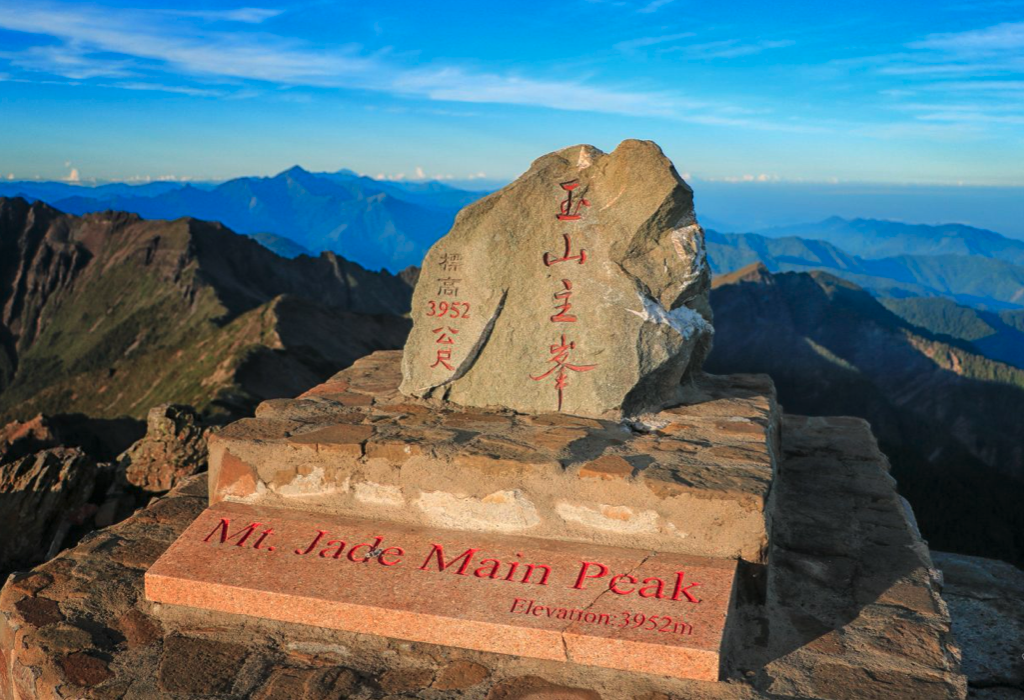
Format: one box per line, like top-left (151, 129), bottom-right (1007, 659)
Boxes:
top-left (145, 502), bottom-right (739, 682)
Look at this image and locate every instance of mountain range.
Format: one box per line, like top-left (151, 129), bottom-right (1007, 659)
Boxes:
top-left (707, 264), bottom-right (1024, 564)
top-left (1, 194), bottom-right (1022, 566)
top-left (705, 229), bottom-right (1024, 310)
top-left (0, 169), bottom-right (486, 272)
top-left (0, 197), bottom-right (413, 422)
top-left (760, 217), bottom-right (1024, 264)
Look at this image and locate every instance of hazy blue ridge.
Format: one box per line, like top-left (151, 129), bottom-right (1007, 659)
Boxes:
top-left (758, 217), bottom-right (1024, 265)
top-left (706, 229), bottom-right (1024, 310)
top-left (0, 168), bottom-right (487, 273)
top-left (248, 232), bottom-right (314, 259)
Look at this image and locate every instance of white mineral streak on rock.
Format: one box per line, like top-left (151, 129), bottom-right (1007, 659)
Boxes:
top-left (577, 147), bottom-right (592, 169)
top-left (555, 502), bottom-right (660, 534)
top-left (601, 185), bottom-right (626, 210)
top-left (414, 489), bottom-right (540, 532)
top-left (627, 293), bottom-right (712, 341)
top-left (272, 467), bottom-right (349, 497)
top-left (666, 521), bottom-right (690, 539)
top-left (225, 479), bottom-right (268, 504)
top-left (285, 642), bottom-right (351, 658)
top-left (670, 223), bottom-right (706, 291)
top-left (353, 481), bottom-right (405, 506)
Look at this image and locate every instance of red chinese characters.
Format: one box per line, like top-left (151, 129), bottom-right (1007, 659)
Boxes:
top-left (530, 334), bottom-right (597, 412)
top-left (543, 233), bottom-right (586, 266)
top-left (550, 279), bottom-right (577, 323)
top-left (532, 181), bottom-right (598, 410)
top-left (556, 180), bottom-right (590, 221)
top-left (431, 326), bottom-right (458, 371)
top-left (427, 250), bottom-right (469, 372)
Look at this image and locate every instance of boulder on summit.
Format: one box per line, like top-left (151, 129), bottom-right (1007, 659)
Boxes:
top-left (400, 140), bottom-right (713, 418)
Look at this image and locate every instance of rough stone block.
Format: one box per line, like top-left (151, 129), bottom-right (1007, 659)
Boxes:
top-left (207, 351), bottom-right (780, 563)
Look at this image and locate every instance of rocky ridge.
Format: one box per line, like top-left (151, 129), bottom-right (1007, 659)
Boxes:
top-left (0, 197), bottom-right (413, 423)
top-left (707, 263), bottom-right (1024, 566)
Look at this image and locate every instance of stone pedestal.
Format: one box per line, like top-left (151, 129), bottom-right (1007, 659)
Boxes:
top-left (206, 350), bottom-right (780, 564)
top-left (4, 413), bottom-right (968, 698)
top-left (146, 350), bottom-right (780, 683)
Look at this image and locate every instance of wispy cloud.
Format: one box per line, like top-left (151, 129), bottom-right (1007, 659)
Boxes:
top-left (829, 20), bottom-right (1024, 134)
top-left (614, 32), bottom-right (695, 53)
top-left (908, 21), bottom-right (1024, 56)
top-left (638, 0), bottom-right (677, 13)
top-left (0, 1), bottom-right (805, 130)
top-left (865, 21), bottom-right (1024, 76)
top-left (163, 8), bottom-right (284, 24)
top-left (662, 38), bottom-right (795, 59)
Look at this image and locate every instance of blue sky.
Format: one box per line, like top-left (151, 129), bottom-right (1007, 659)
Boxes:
top-left (1, 0), bottom-right (1023, 186)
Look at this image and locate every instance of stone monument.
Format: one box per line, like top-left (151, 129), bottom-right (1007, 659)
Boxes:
top-left (144, 141), bottom-right (779, 684)
top-left (401, 140), bottom-right (713, 417)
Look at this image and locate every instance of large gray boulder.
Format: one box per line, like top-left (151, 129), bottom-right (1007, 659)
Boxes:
top-left (400, 140), bottom-right (712, 417)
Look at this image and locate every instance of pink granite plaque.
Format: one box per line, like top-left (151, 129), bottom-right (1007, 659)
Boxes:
top-left (145, 503), bottom-right (738, 681)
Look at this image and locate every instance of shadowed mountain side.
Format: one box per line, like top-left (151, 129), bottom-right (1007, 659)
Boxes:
top-left (0, 198), bottom-right (413, 422)
top-left (705, 229), bottom-right (1024, 310)
top-left (707, 264), bottom-right (1024, 565)
top-left (881, 296), bottom-right (1024, 370)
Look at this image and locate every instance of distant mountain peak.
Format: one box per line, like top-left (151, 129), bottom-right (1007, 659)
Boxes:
top-left (712, 261), bottom-right (772, 288)
top-left (277, 165), bottom-right (311, 178)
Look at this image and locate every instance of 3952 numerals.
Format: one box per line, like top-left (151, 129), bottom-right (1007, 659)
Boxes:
top-left (427, 301), bottom-right (471, 319)
top-left (616, 612), bottom-right (692, 635)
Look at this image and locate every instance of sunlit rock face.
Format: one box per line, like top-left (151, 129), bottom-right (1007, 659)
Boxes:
top-left (400, 140), bottom-right (713, 418)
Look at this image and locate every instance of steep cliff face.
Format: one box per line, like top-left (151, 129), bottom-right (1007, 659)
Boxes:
top-left (708, 264), bottom-right (1024, 564)
top-left (0, 198), bottom-right (412, 422)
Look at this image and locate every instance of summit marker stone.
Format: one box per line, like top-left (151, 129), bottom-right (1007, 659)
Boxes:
top-left (400, 140), bottom-right (713, 418)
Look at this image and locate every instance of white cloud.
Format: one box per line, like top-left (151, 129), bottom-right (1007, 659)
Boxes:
top-left (164, 8), bottom-right (284, 24)
top-left (65, 166), bottom-right (80, 182)
top-left (662, 38), bottom-right (795, 59)
top-left (614, 32), bottom-right (695, 53)
top-left (0, 1), bottom-right (794, 129)
top-left (638, 0), bottom-right (676, 13)
top-left (908, 21), bottom-right (1024, 56)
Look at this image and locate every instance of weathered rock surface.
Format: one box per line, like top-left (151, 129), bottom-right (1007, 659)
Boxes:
top-left (119, 404), bottom-right (210, 493)
top-left (0, 414), bottom-right (144, 465)
top-left (0, 448), bottom-right (99, 574)
top-left (933, 552), bottom-right (1024, 698)
top-left (0, 416), bottom-right (61, 465)
top-left (209, 351), bottom-right (779, 563)
top-left (400, 140), bottom-right (713, 418)
top-left (0, 416), bottom-right (968, 699)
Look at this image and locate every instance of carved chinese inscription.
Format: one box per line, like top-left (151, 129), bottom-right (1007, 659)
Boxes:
top-left (399, 141), bottom-right (714, 418)
top-left (426, 250), bottom-right (470, 373)
top-left (532, 180), bottom-right (598, 411)
top-left (531, 335), bottom-right (597, 412)
top-left (557, 180), bottom-right (590, 221)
